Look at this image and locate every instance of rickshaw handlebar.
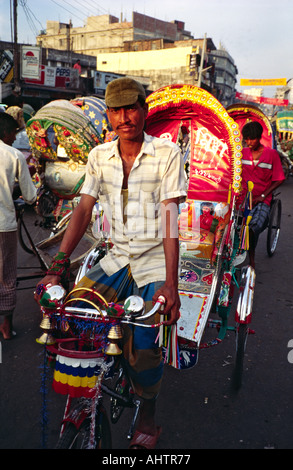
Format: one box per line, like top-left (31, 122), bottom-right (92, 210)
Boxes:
top-left (63, 295), bottom-right (166, 325)
top-left (41, 285), bottom-right (166, 327)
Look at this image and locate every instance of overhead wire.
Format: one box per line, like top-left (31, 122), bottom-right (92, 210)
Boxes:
top-left (19, 0), bottom-right (45, 37)
top-left (49, 0), bottom-right (85, 23)
top-left (19, 0), bottom-right (130, 43)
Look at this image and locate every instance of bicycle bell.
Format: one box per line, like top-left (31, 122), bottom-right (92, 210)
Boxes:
top-left (123, 295), bottom-right (145, 317)
top-left (46, 284), bottom-right (66, 301)
top-left (39, 284), bottom-right (66, 308)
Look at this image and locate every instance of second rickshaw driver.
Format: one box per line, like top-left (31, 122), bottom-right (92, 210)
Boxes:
top-left (35, 77), bottom-right (187, 449)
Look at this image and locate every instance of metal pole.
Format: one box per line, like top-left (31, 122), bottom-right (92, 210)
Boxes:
top-left (197, 33), bottom-right (206, 87)
top-left (13, 0), bottom-right (20, 86)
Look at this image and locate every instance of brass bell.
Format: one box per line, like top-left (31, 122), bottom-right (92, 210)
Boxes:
top-left (36, 314), bottom-right (55, 345)
top-left (104, 341), bottom-right (122, 356)
top-left (107, 324), bottom-right (123, 340)
top-left (39, 316), bottom-right (51, 330)
top-left (36, 332), bottom-right (56, 345)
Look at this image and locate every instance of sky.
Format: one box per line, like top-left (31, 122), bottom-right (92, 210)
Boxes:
top-left (0, 0), bottom-right (292, 98)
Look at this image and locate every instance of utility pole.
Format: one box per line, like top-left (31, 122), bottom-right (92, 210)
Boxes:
top-left (13, 0), bottom-right (20, 87)
top-left (197, 33), bottom-right (206, 87)
top-left (197, 33), bottom-right (213, 89)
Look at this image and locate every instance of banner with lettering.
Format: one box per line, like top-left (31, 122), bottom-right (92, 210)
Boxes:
top-left (240, 78), bottom-right (287, 86)
top-left (188, 122), bottom-right (234, 202)
top-left (235, 92), bottom-right (288, 107)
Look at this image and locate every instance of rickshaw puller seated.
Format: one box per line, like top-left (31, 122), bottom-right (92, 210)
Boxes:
top-left (239, 121), bottom-right (285, 268)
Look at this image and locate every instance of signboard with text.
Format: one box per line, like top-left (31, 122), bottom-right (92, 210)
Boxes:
top-left (94, 71), bottom-right (124, 96)
top-left (0, 50), bottom-right (14, 82)
top-left (21, 46), bottom-right (41, 80)
top-left (24, 65), bottom-right (76, 88)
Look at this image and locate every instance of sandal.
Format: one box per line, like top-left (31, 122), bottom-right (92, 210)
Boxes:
top-left (129, 425), bottom-right (162, 449)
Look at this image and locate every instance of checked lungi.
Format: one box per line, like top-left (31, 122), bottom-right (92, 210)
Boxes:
top-left (0, 231), bottom-right (17, 314)
top-left (72, 263), bottom-right (164, 400)
top-left (249, 203), bottom-right (270, 245)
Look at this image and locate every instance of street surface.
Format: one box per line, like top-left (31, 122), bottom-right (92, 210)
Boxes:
top-left (0, 177), bottom-right (293, 450)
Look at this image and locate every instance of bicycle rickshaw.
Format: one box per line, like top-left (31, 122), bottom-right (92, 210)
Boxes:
top-left (36, 84), bottom-right (258, 448)
top-left (227, 103), bottom-right (282, 257)
top-left (20, 99), bottom-right (108, 271)
top-left (273, 109), bottom-right (293, 175)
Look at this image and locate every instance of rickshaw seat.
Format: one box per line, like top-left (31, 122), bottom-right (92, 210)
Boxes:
top-left (178, 199), bottom-right (230, 294)
top-left (177, 199), bottom-right (231, 345)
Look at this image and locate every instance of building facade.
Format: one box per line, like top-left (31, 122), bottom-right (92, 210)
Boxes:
top-left (208, 47), bottom-right (238, 107)
top-left (37, 13), bottom-right (194, 56)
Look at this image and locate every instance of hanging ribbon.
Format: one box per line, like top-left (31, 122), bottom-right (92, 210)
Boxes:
top-left (240, 181), bottom-right (254, 250)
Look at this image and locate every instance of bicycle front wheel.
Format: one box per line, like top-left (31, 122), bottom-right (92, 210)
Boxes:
top-left (17, 206), bottom-right (56, 254)
top-left (18, 207), bottom-right (71, 255)
top-left (267, 198), bottom-right (282, 257)
top-left (55, 406), bottom-right (112, 449)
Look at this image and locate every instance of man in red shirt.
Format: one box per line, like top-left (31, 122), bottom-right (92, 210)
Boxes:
top-left (241, 121), bottom-right (285, 267)
top-left (73, 59), bottom-right (81, 74)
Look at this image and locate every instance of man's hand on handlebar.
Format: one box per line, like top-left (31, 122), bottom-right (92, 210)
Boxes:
top-left (153, 283), bottom-right (180, 326)
top-left (34, 275), bottom-right (62, 304)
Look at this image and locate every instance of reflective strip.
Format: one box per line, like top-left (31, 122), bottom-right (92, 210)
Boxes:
top-left (242, 160), bottom-right (272, 170)
top-left (258, 162), bottom-right (272, 169)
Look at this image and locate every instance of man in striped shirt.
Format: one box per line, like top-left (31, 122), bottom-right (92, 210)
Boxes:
top-left (37, 77), bottom-right (187, 448)
top-left (241, 121), bottom-right (285, 267)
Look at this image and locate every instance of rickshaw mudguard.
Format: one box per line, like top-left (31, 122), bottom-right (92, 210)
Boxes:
top-left (235, 266), bottom-right (256, 324)
top-left (146, 85), bottom-right (243, 350)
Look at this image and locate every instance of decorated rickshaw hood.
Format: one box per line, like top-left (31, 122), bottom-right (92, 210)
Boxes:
top-left (146, 84), bottom-right (242, 203)
top-left (227, 103), bottom-right (275, 149)
top-left (26, 99), bottom-right (102, 164)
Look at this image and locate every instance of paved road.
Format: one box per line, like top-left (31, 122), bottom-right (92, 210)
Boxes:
top-left (1, 177), bottom-right (293, 450)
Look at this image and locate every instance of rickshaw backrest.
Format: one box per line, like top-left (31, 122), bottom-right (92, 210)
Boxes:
top-left (227, 103), bottom-right (275, 149)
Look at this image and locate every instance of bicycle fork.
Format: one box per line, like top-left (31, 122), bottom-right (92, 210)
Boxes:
top-left (101, 382), bottom-right (141, 440)
top-left (127, 399), bottom-right (140, 440)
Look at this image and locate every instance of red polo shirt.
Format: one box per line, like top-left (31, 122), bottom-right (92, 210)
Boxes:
top-left (239, 146), bottom-right (285, 206)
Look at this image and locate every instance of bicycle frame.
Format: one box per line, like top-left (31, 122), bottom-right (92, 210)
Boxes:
top-left (40, 288), bottom-right (165, 448)
top-left (15, 199), bottom-right (49, 288)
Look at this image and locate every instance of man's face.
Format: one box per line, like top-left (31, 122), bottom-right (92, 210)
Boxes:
top-left (3, 129), bottom-right (17, 146)
top-left (106, 101), bottom-right (148, 141)
top-left (244, 136), bottom-right (261, 151)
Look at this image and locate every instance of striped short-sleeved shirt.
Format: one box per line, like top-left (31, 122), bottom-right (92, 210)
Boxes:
top-left (81, 132), bottom-right (187, 287)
